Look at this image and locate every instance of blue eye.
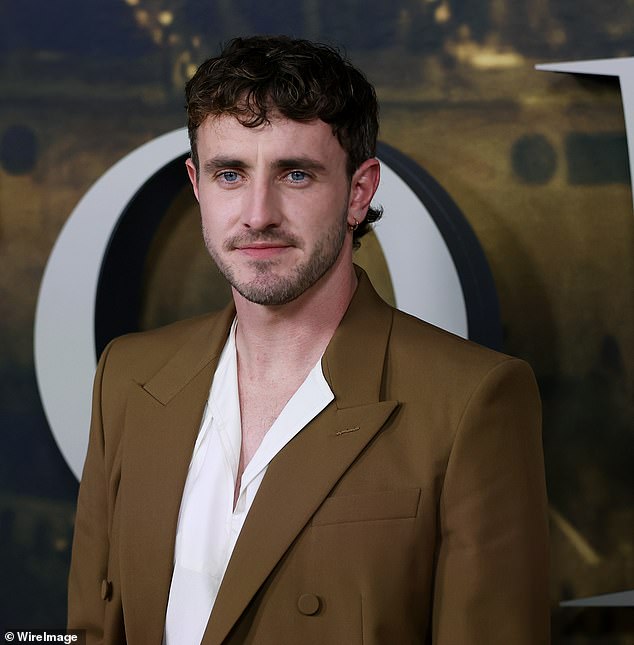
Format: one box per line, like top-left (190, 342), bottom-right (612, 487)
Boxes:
top-left (220, 171), bottom-right (239, 183)
top-left (288, 170), bottom-right (306, 182)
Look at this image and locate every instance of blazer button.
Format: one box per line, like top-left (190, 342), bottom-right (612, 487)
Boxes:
top-left (297, 593), bottom-right (321, 616)
top-left (100, 579), bottom-right (113, 601)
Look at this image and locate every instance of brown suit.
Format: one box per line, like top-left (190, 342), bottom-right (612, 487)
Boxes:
top-left (68, 269), bottom-right (550, 644)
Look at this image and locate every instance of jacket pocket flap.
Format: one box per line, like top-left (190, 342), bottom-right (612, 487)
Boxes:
top-left (311, 488), bottom-right (421, 526)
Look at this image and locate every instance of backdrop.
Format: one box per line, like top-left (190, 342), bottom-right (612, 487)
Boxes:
top-left (1, 1), bottom-right (632, 642)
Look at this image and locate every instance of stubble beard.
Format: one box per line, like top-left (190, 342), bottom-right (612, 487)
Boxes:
top-left (203, 210), bottom-right (349, 306)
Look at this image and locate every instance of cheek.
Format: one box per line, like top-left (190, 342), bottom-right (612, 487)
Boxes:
top-left (283, 190), bottom-right (347, 225)
top-left (199, 207), bottom-right (224, 245)
top-left (198, 190), bottom-right (236, 227)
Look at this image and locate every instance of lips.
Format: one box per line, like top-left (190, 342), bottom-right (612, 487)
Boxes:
top-left (236, 242), bottom-right (289, 249)
top-left (227, 230), bottom-right (301, 255)
top-left (235, 243), bottom-right (292, 259)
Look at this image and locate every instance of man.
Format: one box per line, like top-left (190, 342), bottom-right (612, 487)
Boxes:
top-left (68, 36), bottom-right (549, 644)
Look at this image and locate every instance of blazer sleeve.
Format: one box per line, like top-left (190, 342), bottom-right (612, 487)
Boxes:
top-left (68, 340), bottom-right (118, 643)
top-left (431, 358), bottom-right (550, 644)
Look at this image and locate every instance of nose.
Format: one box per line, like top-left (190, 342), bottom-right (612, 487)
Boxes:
top-left (241, 178), bottom-right (282, 230)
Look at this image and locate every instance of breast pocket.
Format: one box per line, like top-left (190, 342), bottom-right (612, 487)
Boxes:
top-left (311, 488), bottom-right (420, 527)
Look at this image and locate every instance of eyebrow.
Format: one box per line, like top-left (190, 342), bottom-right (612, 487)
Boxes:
top-left (202, 155), bottom-right (328, 175)
top-left (203, 157), bottom-right (247, 174)
top-left (272, 157), bottom-right (327, 172)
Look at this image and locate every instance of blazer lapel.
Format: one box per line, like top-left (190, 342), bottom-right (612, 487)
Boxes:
top-left (118, 304), bottom-right (235, 645)
top-left (203, 269), bottom-right (399, 645)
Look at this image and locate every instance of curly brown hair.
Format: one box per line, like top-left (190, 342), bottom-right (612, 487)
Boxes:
top-left (185, 35), bottom-right (382, 244)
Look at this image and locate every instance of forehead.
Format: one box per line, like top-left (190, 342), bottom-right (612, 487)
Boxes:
top-left (196, 113), bottom-right (345, 162)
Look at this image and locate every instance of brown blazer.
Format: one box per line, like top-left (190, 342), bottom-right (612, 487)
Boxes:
top-left (68, 269), bottom-right (550, 644)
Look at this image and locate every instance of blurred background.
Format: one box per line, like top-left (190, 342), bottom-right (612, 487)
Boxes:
top-left (0, 1), bottom-right (632, 641)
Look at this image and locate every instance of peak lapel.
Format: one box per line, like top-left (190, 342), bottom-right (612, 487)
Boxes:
top-left (203, 269), bottom-right (399, 644)
top-left (118, 305), bottom-right (235, 644)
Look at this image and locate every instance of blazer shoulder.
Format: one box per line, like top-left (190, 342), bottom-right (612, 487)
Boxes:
top-left (388, 306), bottom-right (534, 388)
top-left (99, 307), bottom-right (233, 384)
top-left (382, 307), bottom-right (540, 457)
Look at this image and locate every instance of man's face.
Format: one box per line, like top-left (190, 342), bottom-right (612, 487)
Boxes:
top-left (186, 114), bottom-right (356, 306)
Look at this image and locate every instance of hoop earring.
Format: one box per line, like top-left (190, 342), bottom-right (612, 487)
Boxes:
top-left (348, 218), bottom-right (359, 232)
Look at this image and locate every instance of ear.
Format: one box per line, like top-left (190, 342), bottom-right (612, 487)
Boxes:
top-left (348, 158), bottom-right (380, 225)
top-left (185, 157), bottom-right (200, 202)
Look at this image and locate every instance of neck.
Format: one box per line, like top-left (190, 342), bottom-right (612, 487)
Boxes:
top-left (233, 252), bottom-right (358, 377)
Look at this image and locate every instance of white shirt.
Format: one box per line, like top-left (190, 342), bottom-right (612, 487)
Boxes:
top-left (164, 320), bottom-right (334, 644)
